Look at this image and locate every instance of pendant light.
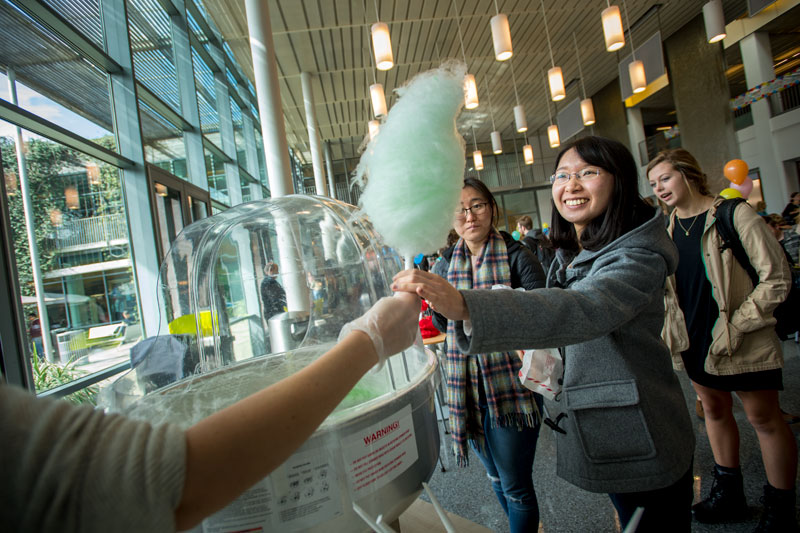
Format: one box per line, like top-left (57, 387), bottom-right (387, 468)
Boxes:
top-left (369, 83), bottom-right (387, 117)
top-left (601, 3), bottom-right (625, 52)
top-left (487, 81), bottom-right (502, 154)
top-left (623, 0), bottom-right (646, 94)
top-left (510, 60), bottom-right (527, 132)
top-left (452, 0), bottom-right (479, 109)
top-left (65, 185), bottom-right (79, 210)
top-left (523, 143), bottom-right (534, 165)
top-left (540, 0), bottom-right (565, 101)
top-left (370, 0), bottom-right (393, 71)
top-left (543, 72), bottom-right (559, 148)
top-left (490, 1), bottom-right (513, 62)
top-left (573, 33), bottom-right (596, 126)
top-left (703, 0), bottom-right (726, 43)
top-left (368, 119), bottom-right (380, 140)
top-left (471, 127), bottom-right (484, 171)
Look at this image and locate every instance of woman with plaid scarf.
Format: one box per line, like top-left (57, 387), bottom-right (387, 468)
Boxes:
top-left (394, 137), bottom-right (695, 532)
top-left (425, 177), bottom-right (547, 532)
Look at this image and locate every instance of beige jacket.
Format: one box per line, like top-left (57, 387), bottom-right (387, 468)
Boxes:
top-left (662, 197), bottom-right (791, 376)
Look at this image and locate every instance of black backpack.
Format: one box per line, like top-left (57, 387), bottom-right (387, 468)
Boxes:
top-left (714, 198), bottom-right (798, 339)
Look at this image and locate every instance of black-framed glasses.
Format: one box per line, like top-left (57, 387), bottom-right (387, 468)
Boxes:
top-left (549, 168), bottom-right (602, 185)
top-left (454, 202), bottom-right (489, 220)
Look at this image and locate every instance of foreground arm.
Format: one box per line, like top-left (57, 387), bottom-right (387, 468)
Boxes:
top-left (176, 292), bottom-right (420, 529)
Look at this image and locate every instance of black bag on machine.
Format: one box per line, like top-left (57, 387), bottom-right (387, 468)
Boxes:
top-left (714, 198), bottom-right (799, 339)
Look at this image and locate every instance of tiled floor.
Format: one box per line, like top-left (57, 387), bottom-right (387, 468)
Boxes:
top-left (421, 339), bottom-right (800, 532)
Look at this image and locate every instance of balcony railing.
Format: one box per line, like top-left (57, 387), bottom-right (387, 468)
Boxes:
top-left (53, 214), bottom-right (127, 249)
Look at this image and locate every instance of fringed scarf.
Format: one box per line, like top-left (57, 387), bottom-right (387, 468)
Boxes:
top-left (445, 230), bottom-right (541, 466)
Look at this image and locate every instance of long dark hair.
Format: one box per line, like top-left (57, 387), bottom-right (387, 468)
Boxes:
top-left (463, 177), bottom-right (498, 227)
top-left (550, 136), bottom-right (652, 251)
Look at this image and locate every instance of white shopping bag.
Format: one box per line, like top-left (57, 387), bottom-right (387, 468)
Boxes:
top-left (518, 348), bottom-right (563, 400)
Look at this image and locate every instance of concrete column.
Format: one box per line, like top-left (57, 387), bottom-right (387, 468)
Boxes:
top-left (665, 14), bottom-right (738, 193)
top-left (626, 107), bottom-right (648, 196)
top-left (300, 72), bottom-right (328, 197)
top-left (244, 0), bottom-right (293, 198)
top-left (740, 32), bottom-right (791, 209)
top-left (324, 141), bottom-right (337, 200)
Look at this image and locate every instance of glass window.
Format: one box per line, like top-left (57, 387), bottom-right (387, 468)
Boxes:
top-left (230, 96), bottom-right (247, 168)
top-left (42, 0), bottom-right (104, 50)
top-left (139, 100), bottom-right (189, 180)
top-left (191, 48), bottom-right (220, 135)
top-left (499, 189), bottom-right (539, 233)
top-left (128, 0), bottom-right (181, 114)
top-left (1, 121), bottom-right (142, 402)
top-left (255, 128), bottom-right (267, 187)
top-left (0, 1), bottom-right (116, 146)
top-left (205, 147), bottom-right (228, 205)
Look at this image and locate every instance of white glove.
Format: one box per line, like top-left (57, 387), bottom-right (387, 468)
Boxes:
top-left (338, 293), bottom-right (421, 370)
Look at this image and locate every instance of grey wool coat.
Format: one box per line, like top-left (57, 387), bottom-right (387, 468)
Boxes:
top-left (453, 210), bottom-right (695, 494)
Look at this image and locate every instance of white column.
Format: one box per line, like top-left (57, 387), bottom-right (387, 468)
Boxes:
top-left (740, 32), bottom-right (790, 210)
top-left (244, 0), bottom-right (294, 198)
top-left (626, 107), bottom-right (649, 197)
top-left (300, 72), bottom-right (328, 197)
top-left (7, 68), bottom-right (54, 361)
top-left (324, 141), bottom-right (337, 200)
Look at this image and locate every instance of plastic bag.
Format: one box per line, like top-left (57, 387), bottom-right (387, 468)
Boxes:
top-left (518, 348), bottom-right (563, 400)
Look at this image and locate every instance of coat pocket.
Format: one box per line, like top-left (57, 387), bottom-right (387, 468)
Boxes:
top-left (564, 380), bottom-right (656, 464)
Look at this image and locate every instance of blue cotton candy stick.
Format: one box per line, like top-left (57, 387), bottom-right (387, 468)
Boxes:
top-left (355, 61), bottom-right (466, 260)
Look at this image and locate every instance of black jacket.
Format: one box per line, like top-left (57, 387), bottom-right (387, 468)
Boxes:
top-left (430, 231), bottom-right (545, 332)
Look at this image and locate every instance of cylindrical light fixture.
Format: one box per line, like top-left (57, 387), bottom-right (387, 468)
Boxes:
top-left (523, 144), bottom-right (534, 165)
top-left (547, 124), bottom-right (560, 148)
top-left (491, 131), bottom-right (502, 154)
top-left (473, 150), bottom-right (484, 170)
top-left (65, 186), bottom-right (79, 210)
top-left (629, 60), bottom-right (646, 93)
top-left (514, 105), bottom-right (527, 133)
top-left (85, 162), bottom-right (100, 185)
top-left (703, 0), bottom-right (726, 44)
top-left (154, 182), bottom-right (169, 197)
top-left (49, 208), bottom-right (62, 225)
top-left (548, 67), bottom-right (565, 101)
top-left (580, 98), bottom-right (596, 125)
top-left (601, 6), bottom-right (625, 52)
top-left (490, 14), bottom-right (513, 61)
top-left (371, 22), bottom-right (393, 70)
top-left (464, 74), bottom-right (479, 109)
top-left (368, 119), bottom-right (380, 140)
top-left (369, 83), bottom-right (387, 117)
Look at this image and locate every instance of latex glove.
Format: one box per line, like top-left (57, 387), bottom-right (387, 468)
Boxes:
top-left (338, 292), bottom-right (421, 369)
top-left (391, 269), bottom-right (469, 321)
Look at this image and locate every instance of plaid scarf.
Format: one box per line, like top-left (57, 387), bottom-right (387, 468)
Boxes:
top-left (445, 230), bottom-right (540, 466)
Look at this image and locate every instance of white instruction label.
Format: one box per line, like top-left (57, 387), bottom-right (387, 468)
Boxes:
top-left (202, 478), bottom-right (272, 533)
top-left (272, 447), bottom-right (343, 531)
top-left (342, 403), bottom-right (418, 497)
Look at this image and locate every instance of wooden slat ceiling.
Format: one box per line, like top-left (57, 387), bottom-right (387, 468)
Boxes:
top-left (204, 0), bottom-right (757, 162)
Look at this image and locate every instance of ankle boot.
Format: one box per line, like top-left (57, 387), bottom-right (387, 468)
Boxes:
top-left (754, 484), bottom-right (799, 533)
top-left (692, 464), bottom-right (749, 523)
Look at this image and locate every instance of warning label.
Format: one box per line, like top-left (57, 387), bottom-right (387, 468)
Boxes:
top-left (342, 404), bottom-right (418, 497)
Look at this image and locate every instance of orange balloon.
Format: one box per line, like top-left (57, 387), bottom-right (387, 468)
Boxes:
top-left (724, 159), bottom-right (748, 185)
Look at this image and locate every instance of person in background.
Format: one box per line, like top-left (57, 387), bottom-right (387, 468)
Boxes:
top-left (516, 215), bottom-right (555, 274)
top-left (395, 136), bottom-right (695, 532)
top-left (647, 148), bottom-right (795, 532)
top-left (763, 214), bottom-right (800, 268)
top-left (259, 261), bottom-right (286, 319)
top-left (781, 191), bottom-right (800, 225)
top-left (28, 313), bottom-right (43, 360)
top-left (755, 200), bottom-right (768, 217)
top-left (428, 177), bottom-right (546, 533)
top-left (1, 292), bottom-right (420, 533)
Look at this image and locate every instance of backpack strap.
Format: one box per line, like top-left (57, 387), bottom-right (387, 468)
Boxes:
top-left (713, 198), bottom-right (759, 286)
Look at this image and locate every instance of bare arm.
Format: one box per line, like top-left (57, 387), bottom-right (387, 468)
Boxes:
top-left (175, 292), bottom-right (419, 530)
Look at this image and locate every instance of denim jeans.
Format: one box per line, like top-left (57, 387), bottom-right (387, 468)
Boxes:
top-left (608, 462), bottom-right (693, 532)
top-left (470, 398), bottom-right (542, 533)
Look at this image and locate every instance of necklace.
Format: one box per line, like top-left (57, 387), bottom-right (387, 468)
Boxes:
top-left (676, 214), bottom-right (699, 236)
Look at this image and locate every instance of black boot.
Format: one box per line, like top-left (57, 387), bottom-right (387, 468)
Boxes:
top-left (753, 484), bottom-right (799, 533)
top-left (692, 464), bottom-right (749, 523)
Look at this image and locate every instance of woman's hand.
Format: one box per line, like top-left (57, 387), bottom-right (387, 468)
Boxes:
top-left (392, 270), bottom-right (470, 322)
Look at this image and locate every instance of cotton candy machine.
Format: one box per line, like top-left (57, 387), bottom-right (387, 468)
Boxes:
top-left (100, 195), bottom-right (439, 532)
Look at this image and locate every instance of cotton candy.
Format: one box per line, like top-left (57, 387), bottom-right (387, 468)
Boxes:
top-left (355, 61), bottom-right (466, 258)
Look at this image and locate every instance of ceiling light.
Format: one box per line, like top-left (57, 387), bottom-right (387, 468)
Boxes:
top-left (601, 5), bottom-right (625, 52)
top-left (523, 144), bottom-right (534, 165)
top-left (371, 22), bottom-right (393, 70)
top-left (464, 74), bottom-right (479, 109)
top-left (368, 119), bottom-right (380, 140)
top-left (548, 125), bottom-right (560, 148)
top-left (473, 150), bottom-right (484, 170)
top-left (491, 131), bottom-right (503, 154)
top-left (490, 14), bottom-right (513, 61)
top-left (703, 0), bottom-right (726, 44)
top-left (548, 67), bottom-right (565, 101)
top-left (514, 104), bottom-right (527, 133)
top-left (154, 182), bottom-right (168, 197)
top-left (581, 98), bottom-right (596, 125)
top-left (369, 83), bottom-right (387, 117)
top-left (629, 59), bottom-right (646, 93)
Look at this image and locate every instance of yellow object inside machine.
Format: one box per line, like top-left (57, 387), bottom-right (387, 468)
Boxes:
top-left (168, 311), bottom-right (215, 336)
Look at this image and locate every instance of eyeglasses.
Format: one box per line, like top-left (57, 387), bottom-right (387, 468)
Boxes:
top-left (550, 168), bottom-right (602, 185)
top-left (454, 202), bottom-right (489, 220)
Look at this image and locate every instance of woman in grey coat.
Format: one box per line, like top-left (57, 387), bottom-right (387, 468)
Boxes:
top-left (393, 136), bottom-right (695, 531)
